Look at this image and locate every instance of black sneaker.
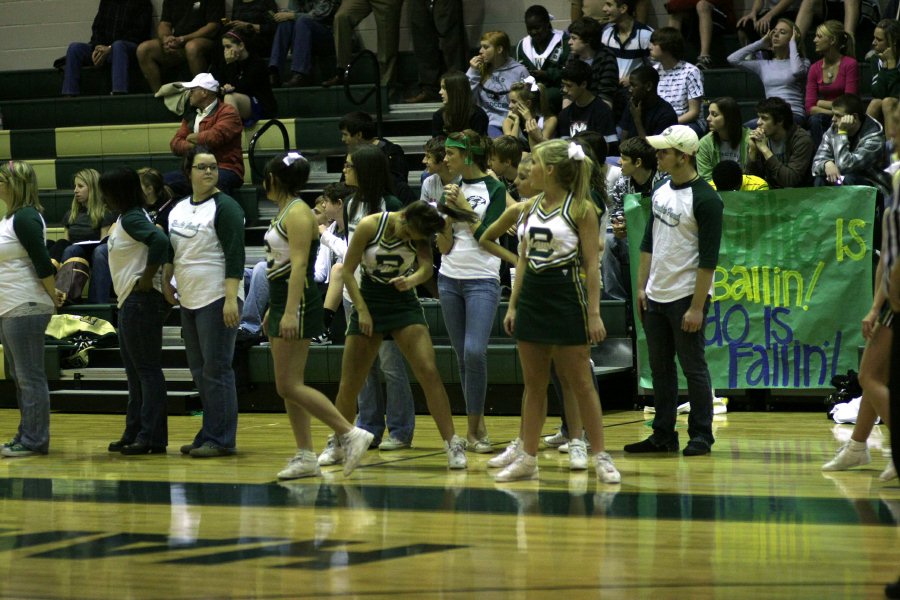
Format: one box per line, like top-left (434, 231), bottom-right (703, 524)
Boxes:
top-left (683, 441), bottom-right (711, 456)
top-left (311, 330), bottom-right (332, 346)
top-left (623, 437), bottom-right (679, 454)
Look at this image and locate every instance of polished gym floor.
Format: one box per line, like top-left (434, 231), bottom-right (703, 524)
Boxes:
top-left (0, 409), bottom-right (896, 599)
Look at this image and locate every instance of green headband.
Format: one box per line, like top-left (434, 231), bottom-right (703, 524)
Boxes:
top-left (444, 137), bottom-right (485, 154)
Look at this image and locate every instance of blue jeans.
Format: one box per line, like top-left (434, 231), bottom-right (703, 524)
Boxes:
top-left (240, 260), bottom-right (269, 334)
top-left (269, 17), bottom-right (334, 76)
top-left (643, 295), bottom-right (714, 449)
top-left (164, 168), bottom-right (243, 200)
top-left (181, 297), bottom-right (240, 449)
top-left (602, 232), bottom-right (631, 301)
top-left (437, 274), bottom-right (501, 417)
top-left (0, 313), bottom-right (52, 452)
top-left (63, 242), bottom-right (113, 303)
top-left (62, 40), bottom-right (137, 95)
top-left (118, 290), bottom-right (170, 447)
top-left (342, 298), bottom-right (415, 444)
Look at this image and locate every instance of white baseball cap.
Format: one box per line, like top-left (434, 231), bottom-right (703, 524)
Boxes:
top-left (646, 125), bottom-right (700, 155)
top-left (182, 73), bottom-right (219, 93)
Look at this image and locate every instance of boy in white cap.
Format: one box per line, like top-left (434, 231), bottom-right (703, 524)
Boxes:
top-left (625, 125), bottom-right (723, 456)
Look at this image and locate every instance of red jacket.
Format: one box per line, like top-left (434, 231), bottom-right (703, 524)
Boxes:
top-left (170, 101), bottom-right (244, 179)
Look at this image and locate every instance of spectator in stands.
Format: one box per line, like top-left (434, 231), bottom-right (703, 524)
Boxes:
top-left (488, 136), bottom-right (524, 201)
top-left (404, 0), bottom-right (466, 103)
top-left (711, 159), bottom-right (770, 190)
top-left (664, 0), bottom-right (735, 70)
top-left (136, 0), bottom-right (226, 93)
top-left (502, 80), bottom-right (558, 149)
top-left (627, 125), bottom-right (722, 458)
top-left (316, 144), bottom-right (415, 460)
top-left (165, 145), bottom-right (245, 458)
top-left (339, 111), bottom-right (414, 204)
top-left (467, 31), bottom-right (531, 138)
top-left (138, 168), bottom-right (177, 230)
top-left (225, 0), bottom-right (279, 59)
top-left (420, 136), bottom-right (460, 205)
top-left (727, 18), bottom-right (809, 127)
top-left (515, 5), bottom-right (570, 111)
top-left (747, 96), bottom-right (814, 188)
top-left (575, 0), bottom-right (653, 22)
top-left (806, 20), bottom-right (858, 148)
top-left (432, 71), bottom-right (489, 137)
top-left (236, 260), bottom-right (269, 345)
top-left (61, 0), bottom-right (153, 97)
top-left (219, 25), bottom-right (278, 126)
top-left (619, 65), bottom-right (678, 141)
top-left (866, 19), bottom-right (900, 131)
top-left (515, 155), bottom-right (536, 199)
top-left (607, 136), bottom-right (663, 300)
top-left (322, 0), bottom-right (404, 87)
top-left (735, 0), bottom-right (800, 45)
top-left (557, 61), bottom-right (618, 153)
top-left (697, 96), bottom-right (752, 182)
top-left (435, 131), bottom-right (507, 453)
top-left (168, 73), bottom-right (244, 198)
top-left (101, 167), bottom-right (171, 456)
top-left (812, 93), bottom-right (885, 187)
top-left (796, 0), bottom-right (861, 40)
top-left (650, 27), bottom-right (706, 137)
top-left (268, 0), bottom-right (339, 88)
top-left (600, 0), bottom-right (653, 86)
top-left (567, 17), bottom-right (619, 111)
top-left (55, 169), bottom-right (117, 304)
top-left (0, 161), bottom-right (63, 458)
top-left (312, 182), bottom-right (354, 345)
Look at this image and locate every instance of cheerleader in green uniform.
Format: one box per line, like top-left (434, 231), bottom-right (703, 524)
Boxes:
top-left (496, 139), bottom-right (621, 484)
top-left (334, 201), bottom-right (473, 469)
top-left (262, 153), bottom-right (374, 480)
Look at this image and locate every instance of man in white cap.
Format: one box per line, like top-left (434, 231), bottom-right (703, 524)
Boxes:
top-left (625, 124), bottom-right (723, 457)
top-left (167, 73), bottom-right (244, 198)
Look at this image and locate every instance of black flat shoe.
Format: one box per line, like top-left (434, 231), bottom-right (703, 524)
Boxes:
top-left (108, 439), bottom-right (131, 452)
top-left (121, 443), bottom-right (167, 455)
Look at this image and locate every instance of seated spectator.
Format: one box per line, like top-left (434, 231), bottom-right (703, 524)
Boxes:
top-left (502, 80), bottom-right (558, 149)
top-left (404, 0), bottom-right (466, 103)
top-left (650, 27), bottom-right (706, 137)
top-left (137, 167), bottom-right (177, 230)
top-left (420, 136), bottom-right (461, 205)
top-left (52, 169), bottom-right (118, 304)
top-left (711, 159), bottom-right (770, 190)
top-left (567, 17), bottom-right (619, 110)
top-left (236, 259), bottom-right (269, 345)
top-left (796, 0), bottom-right (862, 40)
top-left (806, 20), bottom-right (858, 148)
top-left (516, 5), bottom-right (570, 88)
top-left (136, 0), bottom-right (225, 93)
top-left (467, 31), bottom-right (530, 138)
top-left (866, 19), bottom-right (900, 131)
top-left (339, 111), bottom-right (414, 204)
top-left (225, 0), bottom-right (279, 58)
top-left (619, 65), bottom-right (678, 140)
top-left (167, 73), bottom-right (244, 198)
top-left (727, 18), bottom-right (809, 127)
top-left (747, 97), bottom-right (815, 188)
top-left (219, 25), bottom-right (278, 125)
top-left (323, 0), bottom-right (404, 87)
top-left (488, 136), bottom-right (524, 201)
top-left (812, 94), bottom-right (886, 187)
top-left (697, 97), bottom-right (752, 182)
top-left (574, 0), bottom-right (651, 23)
top-left (313, 182), bottom-right (354, 344)
top-left (606, 137), bottom-right (664, 300)
top-left (432, 71), bottom-right (489, 137)
top-left (735, 0), bottom-right (800, 45)
top-left (600, 0), bottom-right (653, 86)
top-left (61, 0), bottom-right (152, 97)
top-left (664, 0), bottom-right (735, 70)
top-left (557, 61), bottom-right (618, 153)
top-left (268, 0), bottom-right (339, 88)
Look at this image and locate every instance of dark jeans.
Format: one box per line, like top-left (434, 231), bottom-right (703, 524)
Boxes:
top-left (602, 233), bottom-right (631, 301)
top-left (62, 40), bottom-right (137, 95)
top-left (269, 17), bottom-right (334, 76)
top-left (164, 168), bottom-right (243, 200)
top-left (808, 113), bottom-right (831, 149)
top-left (407, 0), bottom-right (466, 92)
top-left (62, 242), bottom-right (112, 303)
top-left (814, 173), bottom-right (869, 187)
top-left (118, 289), bottom-right (170, 447)
top-left (181, 297), bottom-right (241, 449)
top-left (643, 295), bottom-right (714, 448)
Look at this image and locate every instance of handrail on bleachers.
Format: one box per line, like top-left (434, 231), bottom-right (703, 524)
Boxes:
top-left (342, 50), bottom-right (383, 139)
top-left (247, 118), bottom-right (290, 183)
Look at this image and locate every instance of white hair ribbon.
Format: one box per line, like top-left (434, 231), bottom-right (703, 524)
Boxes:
top-left (523, 75), bottom-right (539, 92)
top-left (283, 151), bottom-right (304, 166)
top-left (567, 142), bottom-right (586, 161)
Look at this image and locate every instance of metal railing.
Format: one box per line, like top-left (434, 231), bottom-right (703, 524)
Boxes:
top-left (341, 50), bottom-right (383, 138)
top-left (247, 118), bottom-right (290, 183)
